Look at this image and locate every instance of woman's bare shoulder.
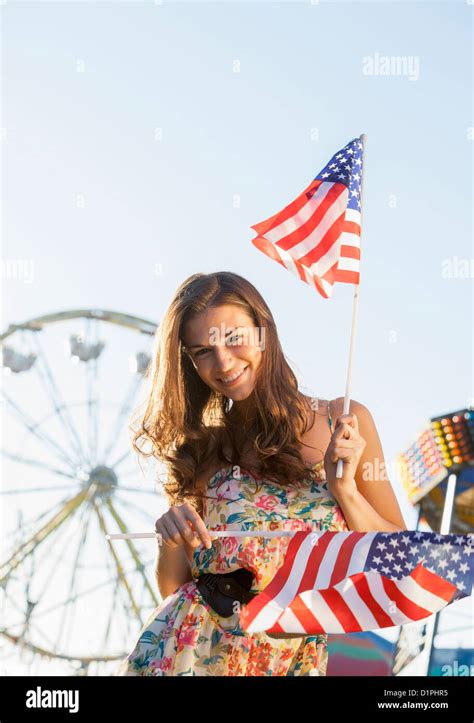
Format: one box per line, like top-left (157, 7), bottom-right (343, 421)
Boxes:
top-left (297, 393), bottom-right (333, 464)
top-left (298, 393), bottom-right (331, 420)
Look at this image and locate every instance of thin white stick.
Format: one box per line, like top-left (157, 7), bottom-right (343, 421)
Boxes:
top-left (336, 132), bottom-right (367, 480)
top-left (106, 530), bottom-right (300, 541)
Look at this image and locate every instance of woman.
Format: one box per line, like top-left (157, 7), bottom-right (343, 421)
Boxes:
top-left (116, 271), bottom-right (406, 676)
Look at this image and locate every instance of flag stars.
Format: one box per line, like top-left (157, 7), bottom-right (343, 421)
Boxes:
top-left (367, 531), bottom-right (472, 592)
top-left (315, 139), bottom-right (363, 195)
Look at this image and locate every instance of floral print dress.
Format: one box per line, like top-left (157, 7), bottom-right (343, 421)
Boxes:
top-left (116, 439), bottom-right (350, 676)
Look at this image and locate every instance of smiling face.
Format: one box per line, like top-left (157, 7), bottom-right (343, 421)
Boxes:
top-left (182, 304), bottom-right (264, 402)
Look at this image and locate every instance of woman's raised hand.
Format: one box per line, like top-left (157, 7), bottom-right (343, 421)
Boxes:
top-left (324, 412), bottom-right (366, 490)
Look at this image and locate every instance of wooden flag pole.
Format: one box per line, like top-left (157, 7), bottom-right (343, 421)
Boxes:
top-left (336, 132), bottom-right (367, 480)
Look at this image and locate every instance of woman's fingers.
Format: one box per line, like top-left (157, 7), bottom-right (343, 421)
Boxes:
top-left (328, 437), bottom-right (355, 454)
top-left (169, 507), bottom-right (202, 547)
top-left (330, 446), bottom-right (358, 462)
top-left (333, 421), bottom-right (354, 441)
top-left (334, 413), bottom-right (359, 432)
top-left (155, 503), bottom-right (212, 549)
top-left (330, 438), bottom-right (363, 455)
top-left (156, 517), bottom-right (180, 548)
top-left (182, 505), bottom-right (212, 549)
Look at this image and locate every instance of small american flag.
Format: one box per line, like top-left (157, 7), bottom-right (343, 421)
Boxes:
top-left (239, 530), bottom-right (474, 635)
top-left (251, 136), bottom-right (363, 299)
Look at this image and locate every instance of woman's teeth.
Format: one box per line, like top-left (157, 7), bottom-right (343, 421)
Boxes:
top-left (219, 366), bottom-right (248, 385)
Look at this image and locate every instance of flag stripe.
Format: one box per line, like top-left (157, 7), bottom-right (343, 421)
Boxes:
top-left (346, 532), bottom-right (378, 577)
top-left (329, 531), bottom-right (366, 585)
top-left (250, 179), bottom-right (320, 237)
top-left (345, 573), bottom-right (395, 629)
top-left (275, 184), bottom-right (348, 255)
top-left (260, 182), bottom-right (342, 248)
top-left (340, 246), bottom-right (360, 261)
top-left (314, 532), bottom-right (353, 588)
top-left (397, 563), bottom-right (458, 604)
top-left (273, 595), bottom-right (326, 635)
top-left (333, 269), bottom-right (361, 283)
top-left (318, 587), bottom-right (364, 632)
top-left (296, 531), bottom-right (333, 592)
top-left (285, 590), bottom-right (342, 634)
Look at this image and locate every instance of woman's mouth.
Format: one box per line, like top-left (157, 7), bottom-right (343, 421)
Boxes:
top-left (217, 365), bottom-right (249, 387)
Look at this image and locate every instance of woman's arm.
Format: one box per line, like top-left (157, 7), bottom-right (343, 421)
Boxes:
top-left (326, 397), bottom-right (408, 532)
top-left (155, 540), bottom-right (195, 599)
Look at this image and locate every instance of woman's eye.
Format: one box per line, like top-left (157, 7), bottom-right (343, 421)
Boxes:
top-left (195, 335), bottom-right (242, 357)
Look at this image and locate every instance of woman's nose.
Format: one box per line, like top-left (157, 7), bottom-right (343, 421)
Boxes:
top-left (213, 345), bottom-right (235, 371)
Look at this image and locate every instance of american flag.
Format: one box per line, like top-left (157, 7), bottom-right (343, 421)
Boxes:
top-left (239, 530), bottom-right (474, 635)
top-left (251, 137), bottom-right (363, 299)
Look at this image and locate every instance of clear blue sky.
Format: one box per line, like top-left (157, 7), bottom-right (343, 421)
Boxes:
top-left (2, 0), bottom-right (472, 671)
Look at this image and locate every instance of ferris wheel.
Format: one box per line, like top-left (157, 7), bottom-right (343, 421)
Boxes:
top-left (0, 309), bottom-right (166, 675)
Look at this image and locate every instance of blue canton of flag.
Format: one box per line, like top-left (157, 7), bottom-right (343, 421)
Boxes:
top-left (315, 137), bottom-right (363, 212)
top-left (366, 531), bottom-right (474, 601)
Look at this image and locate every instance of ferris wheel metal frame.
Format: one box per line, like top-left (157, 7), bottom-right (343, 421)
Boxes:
top-left (0, 308), bottom-right (166, 674)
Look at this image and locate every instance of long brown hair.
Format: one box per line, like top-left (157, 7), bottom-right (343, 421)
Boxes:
top-left (131, 271), bottom-right (322, 514)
